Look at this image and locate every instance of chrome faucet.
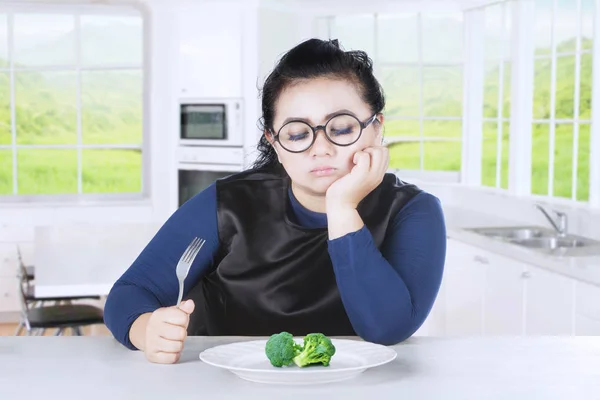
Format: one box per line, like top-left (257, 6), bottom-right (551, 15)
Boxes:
top-left (535, 204), bottom-right (568, 237)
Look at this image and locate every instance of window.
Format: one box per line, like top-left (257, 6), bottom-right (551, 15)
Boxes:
top-left (481, 2), bottom-right (513, 190)
top-left (316, 12), bottom-right (464, 178)
top-left (0, 7), bottom-right (144, 199)
top-left (531, 0), bottom-right (593, 202)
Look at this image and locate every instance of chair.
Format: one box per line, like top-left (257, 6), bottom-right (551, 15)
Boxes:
top-left (14, 246), bottom-right (104, 336)
top-left (15, 263), bottom-right (105, 336)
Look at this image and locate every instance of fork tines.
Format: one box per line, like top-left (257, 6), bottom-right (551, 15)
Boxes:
top-left (183, 237), bottom-right (206, 263)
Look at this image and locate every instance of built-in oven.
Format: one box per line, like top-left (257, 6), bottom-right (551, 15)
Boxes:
top-left (176, 146), bottom-right (244, 207)
top-left (180, 98), bottom-right (243, 147)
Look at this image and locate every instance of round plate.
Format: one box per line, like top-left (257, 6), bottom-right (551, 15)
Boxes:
top-left (199, 338), bottom-right (397, 385)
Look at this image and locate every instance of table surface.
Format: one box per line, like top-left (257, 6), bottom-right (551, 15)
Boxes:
top-left (1, 335), bottom-right (599, 400)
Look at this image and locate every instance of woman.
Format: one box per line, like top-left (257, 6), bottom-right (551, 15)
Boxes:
top-left (104, 38), bottom-right (446, 364)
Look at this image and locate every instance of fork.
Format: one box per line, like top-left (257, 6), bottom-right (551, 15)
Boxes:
top-left (175, 237), bottom-right (206, 306)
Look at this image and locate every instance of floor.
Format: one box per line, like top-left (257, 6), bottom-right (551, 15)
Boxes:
top-left (0, 322), bottom-right (111, 336)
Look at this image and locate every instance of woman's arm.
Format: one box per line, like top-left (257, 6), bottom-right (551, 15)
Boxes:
top-left (103, 183), bottom-right (220, 350)
top-left (327, 191), bottom-right (446, 345)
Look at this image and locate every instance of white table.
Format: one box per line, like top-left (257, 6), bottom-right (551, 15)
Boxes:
top-left (1, 336), bottom-right (599, 399)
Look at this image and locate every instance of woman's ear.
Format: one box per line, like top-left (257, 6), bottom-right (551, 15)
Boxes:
top-left (265, 130), bottom-right (282, 163)
top-left (375, 113), bottom-right (385, 145)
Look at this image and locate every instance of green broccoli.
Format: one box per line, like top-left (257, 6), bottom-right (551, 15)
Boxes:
top-left (265, 332), bottom-right (302, 367)
top-left (292, 333), bottom-right (336, 367)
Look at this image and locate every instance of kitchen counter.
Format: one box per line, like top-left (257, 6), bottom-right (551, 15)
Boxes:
top-left (444, 205), bottom-right (600, 288)
top-left (1, 336), bottom-right (598, 399)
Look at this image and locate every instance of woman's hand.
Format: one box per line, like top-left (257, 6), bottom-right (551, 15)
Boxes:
top-left (325, 146), bottom-right (389, 211)
top-left (129, 299), bottom-right (195, 364)
top-left (325, 146), bottom-right (389, 240)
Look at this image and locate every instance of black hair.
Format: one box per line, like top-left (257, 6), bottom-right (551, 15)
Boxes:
top-left (252, 38), bottom-right (386, 170)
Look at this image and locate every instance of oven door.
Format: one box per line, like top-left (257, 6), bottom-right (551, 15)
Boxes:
top-left (177, 163), bottom-right (241, 207)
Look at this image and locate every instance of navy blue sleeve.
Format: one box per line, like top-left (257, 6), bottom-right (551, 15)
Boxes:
top-left (103, 183), bottom-right (221, 350)
top-left (327, 191), bottom-right (446, 345)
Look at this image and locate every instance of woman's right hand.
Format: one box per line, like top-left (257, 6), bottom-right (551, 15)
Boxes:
top-left (129, 299), bottom-right (195, 364)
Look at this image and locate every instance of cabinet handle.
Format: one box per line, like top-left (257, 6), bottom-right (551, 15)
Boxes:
top-left (521, 271), bottom-right (531, 279)
top-left (473, 255), bottom-right (489, 264)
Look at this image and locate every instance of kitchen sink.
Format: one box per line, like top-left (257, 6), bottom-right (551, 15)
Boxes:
top-left (465, 226), bottom-right (600, 257)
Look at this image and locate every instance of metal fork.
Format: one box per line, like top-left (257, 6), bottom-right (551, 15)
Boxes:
top-left (175, 237), bottom-right (206, 306)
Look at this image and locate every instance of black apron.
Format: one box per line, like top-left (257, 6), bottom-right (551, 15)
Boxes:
top-left (186, 165), bottom-right (422, 336)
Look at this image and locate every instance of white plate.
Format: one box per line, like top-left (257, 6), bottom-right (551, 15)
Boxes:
top-left (199, 338), bottom-right (397, 385)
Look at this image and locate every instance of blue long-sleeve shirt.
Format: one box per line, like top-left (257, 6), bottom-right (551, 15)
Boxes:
top-left (104, 181), bottom-right (446, 350)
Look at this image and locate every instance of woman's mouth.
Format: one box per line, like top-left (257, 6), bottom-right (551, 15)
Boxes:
top-left (310, 166), bottom-right (336, 177)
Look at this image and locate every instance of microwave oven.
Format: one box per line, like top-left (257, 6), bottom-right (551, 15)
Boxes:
top-left (179, 98), bottom-right (243, 147)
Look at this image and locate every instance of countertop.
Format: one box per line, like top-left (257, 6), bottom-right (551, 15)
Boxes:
top-left (444, 205), bottom-right (600, 288)
top-left (1, 336), bottom-right (599, 399)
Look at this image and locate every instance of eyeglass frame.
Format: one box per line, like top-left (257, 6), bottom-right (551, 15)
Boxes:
top-left (268, 112), bottom-right (380, 153)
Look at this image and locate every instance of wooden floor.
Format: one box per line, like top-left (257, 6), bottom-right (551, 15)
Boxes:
top-left (0, 322), bottom-right (111, 336)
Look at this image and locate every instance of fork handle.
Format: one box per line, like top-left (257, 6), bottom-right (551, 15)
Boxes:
top-left (176, 280), bottom-right (184, 306)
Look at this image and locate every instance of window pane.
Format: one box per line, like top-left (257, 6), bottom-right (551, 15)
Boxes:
top-left (17, 149), bottom-right (77, 194)
top-left (388, 141), bottom-right (420, 170)
top-left (553, 123), bottom-right (573, 198)
top-left (377, 14), bottom-right (418, 63)
top-left (15, 71), bottom-right (77, 145)
top-left (0, 72), bottom-right (9, 145)
top-left (484, 4), bottom-right (511, 61)
top-left (531, 123), bottom-right (550, 196)
top-left (423, 140), bottom-right (461, 171)
top-left (384, 119), bottom-right (420, 138)
top-left (14, 14), bottom-right (75, 67)
top-left (81, 15), bottom-right (142, 66)
top-left (577, 124), bottom-right (590, 201)
top-left (483, 61), bottom-right (512, 118)
top-left (423, 120), bottom-right (461, 139)
top-left (554, 0), bottom-right (577, 53)
top-left (534, 0), bottom-right (552, 56)
top-left (0, 14), bottom-right (7, 63)
top-left (582, 0), bottom-right (594, 50)
top-left (555, 56), bottom-right (575, 119)
top-left (330, 15), bottom-right (374, 56)
top-left (422, 13), bottom-right (463, 64)
top-left (580, 53), bottom-right (592, 119)
top-left (82, 70), bottom-right (142, 145)
top-left (380, 67), bottom-right (420, 117)
top-left (482, 121), bottom-right (510, 189)
top-left (423, 66), bottom-right (462, 117)
top-left (82, 149), bottom-right (141, 193)
top-left (0, 150), bottom-right (12, 194)
top-left (533, 58), bottom-right (551, 119)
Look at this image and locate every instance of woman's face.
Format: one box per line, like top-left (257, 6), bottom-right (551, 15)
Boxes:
top-left (267, 77), bottom-right (384, 196)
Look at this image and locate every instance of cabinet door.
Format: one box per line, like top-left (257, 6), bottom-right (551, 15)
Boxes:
top-left (525, 267), bottom-right (574, 335)
top-left (178, 4), bottom-right (243, 98)
top-left (575, 281), bottom-right (600, 335)
top-left (483, 251), bottom-right (527, 335)
top-left (443, 239), bottom-right (485, 335)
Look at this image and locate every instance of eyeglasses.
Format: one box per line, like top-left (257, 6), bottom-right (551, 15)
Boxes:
top-left (270, 113), bottom-right (378, 153)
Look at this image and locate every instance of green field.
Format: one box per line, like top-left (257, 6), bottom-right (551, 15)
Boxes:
top-left (0, 37), bottom-right (593, 200)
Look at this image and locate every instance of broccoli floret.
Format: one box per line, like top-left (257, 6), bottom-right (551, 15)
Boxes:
top-left (265, 332), bottom-right (302, 367)
top-left (292, 333), bottom-right (336, 367)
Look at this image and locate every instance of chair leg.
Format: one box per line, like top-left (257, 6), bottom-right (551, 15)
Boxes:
top-left (54, 328), bottom-right (64, 336)
top-left (73, 327), bottom-right (83, 336)
top-left (13, 322), bottom-right (24, 336)
top-left (38, 328), bottom-right (46, 336)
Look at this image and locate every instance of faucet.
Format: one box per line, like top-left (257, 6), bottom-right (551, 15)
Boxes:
top-left (534, 204), bottom-right (568, 237)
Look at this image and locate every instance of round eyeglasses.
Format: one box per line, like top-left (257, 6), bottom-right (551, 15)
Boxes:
top-left (270, 113), bottom-right (378, 153)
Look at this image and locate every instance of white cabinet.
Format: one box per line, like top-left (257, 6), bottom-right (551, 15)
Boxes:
top-left (524, 267), bottom-right (574, 335)
top-left (482, 252), bottom-right (527, 335)
top-left (443, 239), bottom-right (485, 335)
top-left (440, 238), bottom-right (588, 337)
top-left (177, 2), bottom-right (243, 98)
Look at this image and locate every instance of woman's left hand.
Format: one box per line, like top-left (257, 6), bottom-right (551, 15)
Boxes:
top-left (326, 146), bottom-right (390, 211)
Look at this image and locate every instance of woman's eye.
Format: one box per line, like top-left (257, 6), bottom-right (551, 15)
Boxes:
top-left (288, 132), bottom-right (309, 141)
top-left (330, 127), bottom-right (353, 136)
